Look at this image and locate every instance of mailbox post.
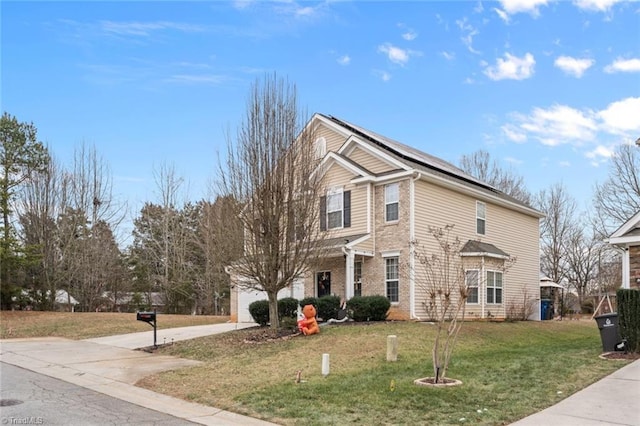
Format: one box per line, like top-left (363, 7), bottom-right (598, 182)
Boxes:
top-left (136, 309), bottom-right (157, 348)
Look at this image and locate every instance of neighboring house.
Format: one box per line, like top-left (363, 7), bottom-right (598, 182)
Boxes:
top-left (229, 114), bottom-right (544, 322)
top-left (608, 210), bottom-right (640, 290)
top-left (100, 291), bottom-right (166, 312)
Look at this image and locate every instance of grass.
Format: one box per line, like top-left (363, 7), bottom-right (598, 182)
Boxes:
top-left (0, 311), bottom-right (229, 339)
top-left (1, 312), bottom-right (630, 425)
top-left (137, 320), bottom-right (631, 426)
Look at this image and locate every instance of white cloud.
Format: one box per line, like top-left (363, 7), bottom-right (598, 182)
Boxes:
top-left (554, 56), bottom-right (595, 77)
top-left (337, 55), bottom-right (351, 66)
top-left (484, 53), bottom-right (536, 80)
top-left (441, 51), bottom-right (455, 61)
top-left (497, 0), bottom-right (550, 17)
top-left (504, 156), bottom-right (523, 165)
top-left (584, 145), bottom-right (614, 159)
top-left (558, 160), bottom-right (572, 167)
top-left (511, 105), bottom-right (598, 146)
top-left (604, 58), bottom-right (640, 73)
top-left (598, 97), bottom-right (640, 134)
top-left (402, 30), bottom-right (418, 41)
top-left (502, 97), bottom-right (640, 160)
top-left (99, 20), bottom-right (205, 37)
top-left (373, 70), bottom-right (392, 82)
top-left (456, 18), bottom-right (480, 54)
top-left (378, 43), bottom-right (417, 66)
top-left (165, 74), bottom-right (227, 85)
top-left (494, 8), bottom-right (510, 23)
top-left (573, 0), bottom-right (623, 12)
top-left (501, 124), bottom-right (527, 142)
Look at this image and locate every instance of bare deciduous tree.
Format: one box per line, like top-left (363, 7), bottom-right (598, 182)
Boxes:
top-left (593, 143), bottom-right (640, 236)
top-left (192, 195), bottom-right (242, 315)
top-left (537, 183), bottom-right (578, 285)
top-left (18, 155), bottom-right (67, 309)
top-left (62, 143), bottom-right (124, 311)
top-left (219, 74), bottom-right (326, 330)
top-left (564, 223), bottom-right (603, 310)
top-left (459, 150), bottom-right (532, 206)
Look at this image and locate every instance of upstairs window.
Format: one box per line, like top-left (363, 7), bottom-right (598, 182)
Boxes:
top-left (385, 183), bottom-right (399, 222)
top-left (314, 137), bottom-right (326, 159)
top-left (320, 189), bottom-right (351, 231)
top-left (476, 201), bottom-right (486, 235)
top-left (466, 270), bottom-right (479, 304)
top-left (327, 188), bottom-right (344, 229)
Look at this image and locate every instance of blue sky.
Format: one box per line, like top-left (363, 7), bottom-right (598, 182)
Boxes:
top-left (3, 1), bottom-right (640, 229)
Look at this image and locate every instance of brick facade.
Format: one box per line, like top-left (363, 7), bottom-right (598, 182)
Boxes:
top-left (630, 245), bottom-right (640, 289)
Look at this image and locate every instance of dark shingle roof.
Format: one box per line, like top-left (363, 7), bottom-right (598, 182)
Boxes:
top-left (461, 240), bottom-right (509, 258)
top-left (320, 113), bottom-right (538, 212)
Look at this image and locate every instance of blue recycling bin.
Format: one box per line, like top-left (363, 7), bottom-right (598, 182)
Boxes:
top-left (541, 299), bottom-right (553, 320)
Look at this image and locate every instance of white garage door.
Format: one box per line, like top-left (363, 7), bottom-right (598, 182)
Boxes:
top-left (237, 279), bottom-right (305, 323)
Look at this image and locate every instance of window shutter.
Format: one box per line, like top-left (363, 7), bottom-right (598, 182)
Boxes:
top-left (343, 190), bottom-right (351, 228)
top-left (320, 196), bottom-right (327, 231)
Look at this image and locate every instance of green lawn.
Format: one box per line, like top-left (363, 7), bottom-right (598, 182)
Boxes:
top-left (138, 320), bottom-right (629, 425)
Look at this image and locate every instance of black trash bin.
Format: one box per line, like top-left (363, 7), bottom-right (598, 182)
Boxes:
top-left (594, 312), bottom-right (619, 352)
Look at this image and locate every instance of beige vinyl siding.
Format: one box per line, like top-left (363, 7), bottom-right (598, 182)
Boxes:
top-left (323, 164), bottom-right (368, 236)
top-left (353, 237), bottom-right (374, 253)
top-left (349, 146), bottom-right (396, 174)
top-left (317, 124), bottom-right (347, 154)
top-left (412, 179), bottom-right (540, 319)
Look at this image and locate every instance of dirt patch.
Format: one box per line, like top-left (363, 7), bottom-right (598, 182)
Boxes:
top-left (242, 327), bottom-right (301, 344)
top-left (414, 377), bottom-right (463, 387)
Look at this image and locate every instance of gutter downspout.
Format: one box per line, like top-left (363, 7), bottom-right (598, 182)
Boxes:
top-left (410, 172), bottom-right (422, 320)
top-left (343, 246), bottom-right (354, 300)
top-left (481, 256), bottom-right (486, 319)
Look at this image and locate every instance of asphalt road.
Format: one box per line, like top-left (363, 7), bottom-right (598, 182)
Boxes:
top-left (0, 363), bottom-right (195, 425)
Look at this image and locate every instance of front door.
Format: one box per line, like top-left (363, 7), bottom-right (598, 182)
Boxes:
top-left (317, 271), bottom-right (331, 297)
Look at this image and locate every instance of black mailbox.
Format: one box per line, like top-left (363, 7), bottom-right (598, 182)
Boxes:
top-left (137, 311), bottom-right (156, 323)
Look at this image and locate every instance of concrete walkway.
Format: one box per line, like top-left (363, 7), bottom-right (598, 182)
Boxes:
top-left (0, 322), bottom-right (276, 426)
top-left (510, 358), bottom-right (640, 426)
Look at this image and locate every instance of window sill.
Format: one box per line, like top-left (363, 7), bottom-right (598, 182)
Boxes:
top-left (384, 220), bottom-right (399, 226)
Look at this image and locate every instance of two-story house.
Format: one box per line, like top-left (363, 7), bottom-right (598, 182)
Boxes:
top-left (229, 113), bottom-right (544, 322)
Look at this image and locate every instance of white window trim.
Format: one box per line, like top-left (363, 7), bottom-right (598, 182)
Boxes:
top-left (486, 270), bottom-right (503, 305)
top-left (385, 256), bottom-right (400, 304)
top-left (381, 250), bottom-right (401, 258)
top-left (476, 201), bottom-right (486, 235)
top-left (385, 182), bottom-right (399, 223)
top-left (465, 269), bottom-right (480, 305)
top-left (327, 187), bottom-right (344, 230)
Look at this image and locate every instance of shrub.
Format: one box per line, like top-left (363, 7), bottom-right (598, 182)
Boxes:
top-left (346, 296), bottom-right (370, 322)
top-left (617, 289), bottom-right (640, 353)
top-left (367, 295), bottom-right (391, 321)
top-left (278, 297), bottom-right (299, 320)
top-left (317, 295), bottom-right (341, 321)
top-left (280, 316), bottom-right (299, 331)
top-left (299, 297), bottom-right (318, 310)
top-left (248, 300), bottom-right (270, 326)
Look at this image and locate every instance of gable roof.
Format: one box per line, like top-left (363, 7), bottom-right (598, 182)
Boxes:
top-left (315, 113), bottom-right (543, 218)
top-left (609, 210), bottom-right (640, 245)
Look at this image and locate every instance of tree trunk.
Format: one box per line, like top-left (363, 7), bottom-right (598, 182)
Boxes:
top-left (268, 290), bottom-right (279, 330)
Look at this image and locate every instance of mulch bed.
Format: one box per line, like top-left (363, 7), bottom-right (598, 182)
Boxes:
top-left (599, 351), bottom-right (640, 360)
